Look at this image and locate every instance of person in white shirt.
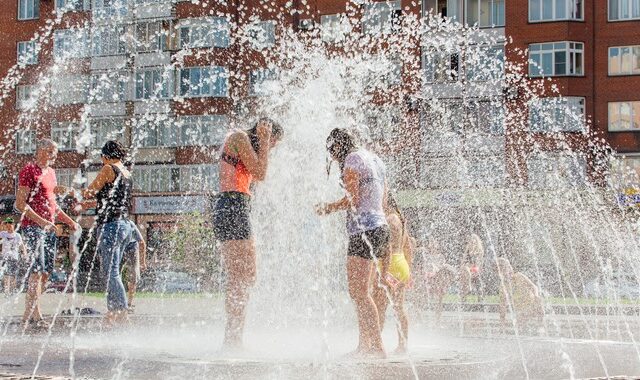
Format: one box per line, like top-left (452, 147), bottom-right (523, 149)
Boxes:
top-left (1, 217), bottom-right (27, 295)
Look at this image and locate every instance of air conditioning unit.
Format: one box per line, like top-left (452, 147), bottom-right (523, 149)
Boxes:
top-left (298, 19), bottom-right (315, 31)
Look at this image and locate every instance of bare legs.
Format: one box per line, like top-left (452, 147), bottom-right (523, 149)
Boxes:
top-left (23, 272), bottom-right (48, 325)
top-left (222, 239), bottom-right (256, 350)
top-left (347, 256), bottom-right (385, 358)
top-left (372, 279), bottom-right (408, 354)
top-left (3, 275), bottom-right (15, 295)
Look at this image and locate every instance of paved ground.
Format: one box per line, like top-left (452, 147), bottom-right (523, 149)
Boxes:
top-left (0, 293), bottom-right (639, 379)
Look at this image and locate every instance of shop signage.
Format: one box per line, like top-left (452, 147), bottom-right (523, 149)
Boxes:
top-left (133, 196), bottom-right (208, 215)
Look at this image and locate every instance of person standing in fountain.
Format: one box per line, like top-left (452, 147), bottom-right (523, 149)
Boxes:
top-left (16, 139), bottom-right (80, 331)
top-left (496, 257), bottom-right (544, 332)
top-left (213, 118), bottom-right (283, 350)
top-left (82, 140), bottom-right (134, 326)
top-left (316, 128), bottom-right (389, 358)
top-left (371, 193), bottom-right (413, 354)
top-left (0, 218), bottom-right (27, 295)
top-left (459, 232), bottom-right (485, 302)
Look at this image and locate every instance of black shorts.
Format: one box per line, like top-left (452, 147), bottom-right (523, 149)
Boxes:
top-left (212, 192), bottom-right (252, 242)
top-left (347, 226), bottom-right (390, 260)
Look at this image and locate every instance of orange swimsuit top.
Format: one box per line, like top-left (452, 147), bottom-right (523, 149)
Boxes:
top-left (220, 141), bottom-right (252, 195)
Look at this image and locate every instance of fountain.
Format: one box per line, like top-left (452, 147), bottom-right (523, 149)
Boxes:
top-left (0, 1), bottom-right (639, 379)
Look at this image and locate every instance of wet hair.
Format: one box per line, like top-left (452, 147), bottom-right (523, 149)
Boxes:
top-left (246, 117), bottom-right (284, 152)
top-left (101, 140), bottom-right (127, 161)
top-left (326, 128), bottom-right (358, 174)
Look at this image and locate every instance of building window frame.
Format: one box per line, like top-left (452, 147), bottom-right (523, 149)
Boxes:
top-left (17, 41), bottom-right (38, 65)
top-left (178, 17), bottom-right (230, 49)
top-left (55, 0), bottom-right (90, 13)
top-left (608, 101), bottom-right (640, 132)
top-left (608, 0), bottom-right (640, 21)
top-left (466, 0), bottom-right (506, 27)
top-left (18, 0), bottom-right (40, 20)
top-left (178, 66), bottom-right (228, 98)
top-left (529, 0), bottom-right (584, 22)
top-left (53, 28), bottom-right (90, 61)
top-left (16, 129), bottom-right (36, 154)
top-left (608, 45), bottom-right (640, 76)
top-left (51, 121), bottom-right (79, 152)
top-left (362, 0), bottom-right (402, 35)
top-left (16, 85), bottom-right (37, 111)
top-left (528, 41), bottom-right (584, 78)
top-left (529, 96), bottom-right (586, 133)
top-left (135, 68), bottom-right (173, 100)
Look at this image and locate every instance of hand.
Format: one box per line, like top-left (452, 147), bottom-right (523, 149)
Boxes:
top-left (67, 221), bottom-right (80, 232)
top-left (41, 221), bottom-right (57, 233)
top-left (314, 203), bottom-right (328, 216)
top-left (256, 120), bottom-right (272, 144)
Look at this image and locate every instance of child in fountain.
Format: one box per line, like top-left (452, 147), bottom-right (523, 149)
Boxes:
top-left (422, 238), bottom-right (456, 324)
top-left (496, 257), bottom-right (545, 331)
top-left (316, 128), bottom-right (389, 359)
top-left (213, 118), bottom-right (283, 350)
top-left (0, 217), bottom-right (27, 295)
top-left (371, 193), bottom-right (414, 354)
top-left (459, 232), bottom-right (485, 302)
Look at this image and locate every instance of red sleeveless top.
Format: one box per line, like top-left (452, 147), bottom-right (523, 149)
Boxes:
top-left (220, 139), bottom-right (252, 195)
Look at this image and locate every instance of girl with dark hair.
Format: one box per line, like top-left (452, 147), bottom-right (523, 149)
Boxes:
top-left (316, 128), bottom-right (390, 358)
top-left (213, 117), bottom-right (283, 350)
top-left (372, 192), bottom-right (414, 354)
top-left (82, 140), bottom-right (134, 326)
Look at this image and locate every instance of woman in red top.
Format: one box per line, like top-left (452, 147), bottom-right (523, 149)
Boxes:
top-left (212, 117), bottom-right (283, 350)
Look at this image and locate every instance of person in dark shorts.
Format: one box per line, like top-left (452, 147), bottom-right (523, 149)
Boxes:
top-left (15, 139), bottom-right (80, 330)
top-left (316, 128), bottom-right (390, 359)
top-left (214, 117), bottom-right (283, 350)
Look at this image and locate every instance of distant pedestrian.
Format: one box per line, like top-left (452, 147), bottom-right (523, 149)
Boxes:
top-left (0, 217), bottom-right (27, 295)
top-left (15, 138), bottom-right (80, 331)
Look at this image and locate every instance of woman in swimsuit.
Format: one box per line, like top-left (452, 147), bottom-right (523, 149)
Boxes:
top-left (212, 117), bottom-right (283, 350)
top-left (372, 193), bottom-right (414, 354)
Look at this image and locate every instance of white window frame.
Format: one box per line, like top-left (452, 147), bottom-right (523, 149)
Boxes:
top-left (132, 116), bottom-right (176, 148)
top-left (249, 68), bottom-right (278, 96)
top-left (90, 118), bottom-right (127, 149)
top-left (55, 0), bottom-right (90, 13)
top-left (18, 0), bottom-right (39, 20)
top-left (529, 0), bottom-right (584, 22)
top-left (608, 46), bottom-right (640, 76)
top-left (135, 68), bottom-right (173, 100)
top-left (466, 0), bottom-right (506, 27)
top-left (527, 152), bottom-right (586, 189)
top-left (423, 48), bottom-right (460, 83)
top-left (53, 28), bottom-right (89, 61)
top-left (608, 101), bottom-right (640, 131)
top-left (178, 17), bottom-right (230, 49)
top-left (89, 71), bottom-right (129, 103)
top-left (466, 45), bottom-right (505, 81)
top-left (132, 164), bottom-right (218, 193)
top-left (135, 20), bottom-right (173, 53)
top-left (529, 97), bottom-right (586, 133)
top-left (608, 0), bottom-right (640, 21)
top-left (247, 21), bottom-right (276, 49)
top-left (177, 115), bottom-right (227, 147)
top-left (16, 85), bottom-right (37, 111)
top-left (17, 41), bottom-right (38, 65)
top-left (528, 41), bottom-right (584, 77)
top-left (321, 14), bottom-right (351, 43)
top-left (51, 121), bottom-right (79, 151)
top-left (92, 0), bottom-right (129, 19)
top-left (91, 25), bottom-right (127, 56)
top-left (178, 66), bottom-right (228, 98)
top-left (362, 0), bottom-right (402, 35)
top-left (16, 129), bottom-right (36, 154)
top-left (56, 168), bottom-right (82, 188)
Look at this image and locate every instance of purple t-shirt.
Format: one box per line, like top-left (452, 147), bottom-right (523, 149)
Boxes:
top-left (343, 149), bottom-right (387, 235)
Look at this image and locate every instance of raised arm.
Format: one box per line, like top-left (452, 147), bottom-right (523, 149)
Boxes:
top-left (235, 122), bottom-right (272, 181)
top-left (82, 165), bottom-right (115, 199)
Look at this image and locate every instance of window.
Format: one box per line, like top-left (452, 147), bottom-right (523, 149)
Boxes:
top-left (609, 0), bottom-right (640, 20)
top-left (89, 72), bottom-right (128, 103)
top-left (132, 116), bottom-right (177, 148)
top-left (363, 1), bottom-right (401, 34)
top-left (16, 130), bottom-right (36, 154)
top-left (56, 168), bottom-right (82, 188)
top-left (249, 68), bottom-right (278, 96)
top-left (53, 28), bottom-right (89, 61)
top-left (529, 97), bottom-right (585, 132)
top-left (609, 46), bottom-right (640, 75)
top-left (467, 100), bottom-right (505, 135)
top-left (16, 85), bottom-right (37, 111)
top-left (17, 41), bottom-right (38, 65)
top-left (529, 0), bottom-right (583, 21)
top-left (465, 157), bottom-right (506, 187)
top-left (135, 20), bottom-right (173, 53)
top-left (93, 0), bottom-right (129, 18)
top-left (92, 25), bottom-right (127, 56)
top-left (423, 49), bottom-right (460, 83)
top-left (609, 155), bottom-right (640, 191)
top-left (135, 68), bottom-right (172, 100)
top-left (178, 18), bottom-right (230, 49)
top-left (609, 101), bottom-right (640, 131)
top-left (55, 0), bottom-right (90, 13)
top-left (466, 46), bottom-right (505, 81)
top-left (50, 75), bottom-right (89, 105)
top-left (18, 0), bottom-right (39, 20)
top-left (177, 115), bottom-right (228, 146)
top-left (529, 42), bottom-right (584, 77)
top-left (132, 164), bottom-right (218, 193)
top-left (90, 119), bottom-right (127, 148)
top-left (247, 21), bottom-right (276, 49)
top-left (179, 66), bottom-right (228, 98)
top-left (527, 153), bottom-right (586, 189)
top-left (51, 121), bottom-right (78, 151)
top-left (321, 14), bottom-right (351, 42)
top-left (466, 0), bottom-right (505, 27)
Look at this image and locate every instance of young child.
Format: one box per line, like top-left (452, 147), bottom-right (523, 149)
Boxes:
top-left (1, 218), bottom-right (27, 295)
top-left (496, 257), bottom-right (545, 331)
